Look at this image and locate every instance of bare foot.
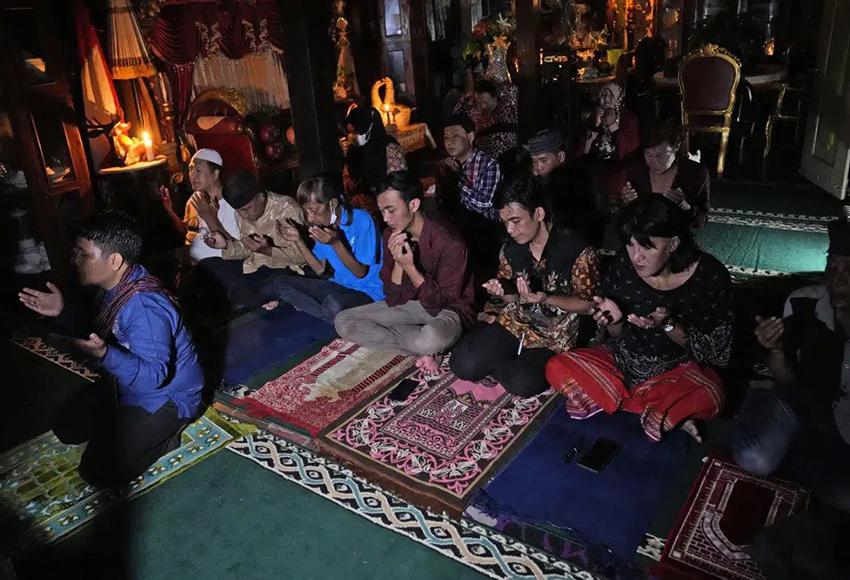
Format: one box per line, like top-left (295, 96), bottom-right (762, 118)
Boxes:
top-left (262, 300), bottom-right (279, 311)
top-left (681, 419), bottom-right (703, 444)
top-left (415, 354), bottom-right (443, 376)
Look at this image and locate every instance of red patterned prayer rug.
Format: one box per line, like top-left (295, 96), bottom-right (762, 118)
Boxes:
top-left (233, 339), bottom-right (415, 436)
top-left (657, 458), bottom-right (810, 579)
top-left (318, 359), bottom-right (557, 518)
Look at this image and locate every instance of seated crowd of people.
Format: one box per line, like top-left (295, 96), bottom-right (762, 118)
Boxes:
top-left (16, 80), bottom-right (849, 525)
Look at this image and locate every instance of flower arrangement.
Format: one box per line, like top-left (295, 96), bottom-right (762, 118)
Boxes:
top-left (462, 13), bottom-right (515, 68)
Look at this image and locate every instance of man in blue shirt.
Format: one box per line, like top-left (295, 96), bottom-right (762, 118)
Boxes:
top-left (19, 211), bottom-right (203, 486)
top-left (266, 173), bottom-right (383, 323)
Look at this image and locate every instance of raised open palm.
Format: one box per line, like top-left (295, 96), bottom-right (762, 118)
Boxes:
top-left (19, 282), bottom-right (64, 317)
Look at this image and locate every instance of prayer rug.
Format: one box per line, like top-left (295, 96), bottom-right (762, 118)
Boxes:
top-left (217, 304), bottom-right (336, 392)
top-left (657, 458), bottom-right (810, 580)
top-left (229, 429), bottom-right (593, 579)
top-left (465, 406), bottom-right (692, 561)
top-left (319, 361), bottom-right (557, 518)
top-left (7, 335), bottom-right (99, 382)
top-left (0, 408), bottom-right (250, 552)
top-left (232, 339), bottom-right (415, 436)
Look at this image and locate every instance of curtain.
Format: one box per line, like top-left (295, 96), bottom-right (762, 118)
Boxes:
top-left (149, 0), bottom-right (285, 121)
top-left (192, 50), bottom-right (290, 111)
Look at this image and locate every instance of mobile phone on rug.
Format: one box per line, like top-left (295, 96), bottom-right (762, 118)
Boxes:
top-left (577, 437), bottom-right (621, 473)
top-left (388, 378), bottom-right (418, 402)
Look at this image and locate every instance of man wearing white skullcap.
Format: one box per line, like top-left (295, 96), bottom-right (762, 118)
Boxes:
top-left (181, 149), bottom-right (240, 261)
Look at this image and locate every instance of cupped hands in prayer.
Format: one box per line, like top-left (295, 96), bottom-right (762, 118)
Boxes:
top-left (190, 191), bottom-right (218, 225)
top-left (482, 278), bottom-right (504, 296)
top-left (626, 306), bottom-right (671, 329)
top-left (277, 219), bottom-right (302, 243)
top-left (621, 181), bottom-right (638, 204)
top-left (73, 333), bottom-right (107, 359)
top-left (517, 276), bottom-right (546, 304)
top-left (388, 231), bottom-right (414, 268)
top-left (308, 224), bottom-right (340, 245)
top-left (754, 315), bottom-right (784, 351)
top-left (19, 282), bottom-right (64, 317)
top-left (242, 233), bottom-right (273, 255)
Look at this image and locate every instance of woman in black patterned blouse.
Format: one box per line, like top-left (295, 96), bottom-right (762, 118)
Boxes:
top-left (546, 195), bottom-right (733, 441)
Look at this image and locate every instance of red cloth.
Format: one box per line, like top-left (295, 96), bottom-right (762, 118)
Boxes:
top-left (546, 346), bottom-right (724, 441)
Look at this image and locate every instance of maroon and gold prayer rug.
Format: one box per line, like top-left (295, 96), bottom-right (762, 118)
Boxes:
top-left (233, 339), bottom-right (415, 436)
top-left (319, 359), bottom-right (556, 517)
top-left (658, 458), bottom-right (810, 579)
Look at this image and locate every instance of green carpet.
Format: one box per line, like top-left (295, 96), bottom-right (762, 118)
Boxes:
top-left (13, 450), bottom-right (487, 580)
top-left (712, 181), bottom-right (843, 217)
top-left (696, 222), bottom-right (827, 274)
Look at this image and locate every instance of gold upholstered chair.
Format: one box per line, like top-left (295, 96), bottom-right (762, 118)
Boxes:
top-left (678, 44), bottom-right (742, 177)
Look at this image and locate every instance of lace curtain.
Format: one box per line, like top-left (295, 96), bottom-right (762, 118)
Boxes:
top-left (192, 51), bottom-right (290, 111)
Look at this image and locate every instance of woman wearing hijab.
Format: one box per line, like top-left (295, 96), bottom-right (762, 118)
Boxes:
top-left (344, 106), bottom-right (407, 198)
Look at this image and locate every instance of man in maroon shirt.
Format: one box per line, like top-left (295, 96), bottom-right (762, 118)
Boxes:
top-left (335, 171), bottom-right (475, 373)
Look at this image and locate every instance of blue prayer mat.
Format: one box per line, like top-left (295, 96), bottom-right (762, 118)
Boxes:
top-left (219, 305), bottom-right (335, 389)
top-left (468, 404), bottom-right (691, 560)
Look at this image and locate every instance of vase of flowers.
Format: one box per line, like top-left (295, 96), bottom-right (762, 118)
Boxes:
top-left (462, 13), bottom-right (515, 81)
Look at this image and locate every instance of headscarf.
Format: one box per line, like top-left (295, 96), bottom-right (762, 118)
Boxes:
top-left (345, 106), bottom-right (397, 193)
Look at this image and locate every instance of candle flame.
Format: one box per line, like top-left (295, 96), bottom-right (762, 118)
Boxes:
top-left (142, 131), bottom-right (152, 146)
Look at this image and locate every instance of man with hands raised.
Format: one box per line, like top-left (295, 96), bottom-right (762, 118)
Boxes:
top-left (546, 195), bottom-right (733, 442)
top-left (732, 219), bottom-right (850, 509)
top-left (450, 174), bottom-right (599, 396)
top-left (201, 170), bottom-right (306, 310)
top-left (335, 171), bottom-right (474, 374)
top-left (18, 211), bottom-right (203, 486)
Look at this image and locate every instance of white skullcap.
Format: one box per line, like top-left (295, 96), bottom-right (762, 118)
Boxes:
top-left (191, 148), bottom-right (223, 167)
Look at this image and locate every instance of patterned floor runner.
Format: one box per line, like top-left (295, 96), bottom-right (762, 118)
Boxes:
top-left (319, 360), bottom-right (556, 517)
top-left (232, 339), bottom-right (415, 436)
top-left (229, 430), bottom-right (595, 579)
top-left (657, 458), bottom-right (810, 579)
top-left (0, 408), bottom-right (250, 552)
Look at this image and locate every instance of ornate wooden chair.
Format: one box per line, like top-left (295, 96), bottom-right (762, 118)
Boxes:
top-left (678, 44), bottom-right (742, 177)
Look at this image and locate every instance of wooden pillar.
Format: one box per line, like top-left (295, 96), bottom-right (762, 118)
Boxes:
top-left (514, 0), bottom-right (538, 139)
top-left (277, 0), bottom-right (343, 177)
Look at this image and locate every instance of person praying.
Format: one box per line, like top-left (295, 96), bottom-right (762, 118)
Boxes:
top-left (620, 121), bottom-right (710, 228)
top-left (546, 195), bottom-right (732, 442)
top-left (450, 174), bottom-right (599, 396)
top-left (18, 211), bottom-right (203, 486)
top-left (263, 173), bottom-right (383, 323)
top-left (335, 170), bottom-right (474, 374)
top-left (201, 170), bottom-right (307, 310)
top-left (344, 105), bottom-right (407, 198)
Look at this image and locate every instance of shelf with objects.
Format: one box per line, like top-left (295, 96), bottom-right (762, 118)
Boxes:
top-left (0, 0), bottom-right (95, 282)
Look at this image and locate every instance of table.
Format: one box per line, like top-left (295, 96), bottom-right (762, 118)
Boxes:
top-left (388, 123), bottom-right (436, 154)
top-left (652, 64), bottom-right (788, 92)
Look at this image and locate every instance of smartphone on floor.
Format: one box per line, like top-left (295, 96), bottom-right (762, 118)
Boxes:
top-left (576, 437), bottom-right (621, 474)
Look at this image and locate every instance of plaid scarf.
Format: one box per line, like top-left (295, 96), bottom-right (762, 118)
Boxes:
top-left (93, 265), bottom-right (174, 338)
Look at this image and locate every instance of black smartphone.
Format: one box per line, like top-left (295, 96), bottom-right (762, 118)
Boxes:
top-left (576, 437), bottom-right (621, 473)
